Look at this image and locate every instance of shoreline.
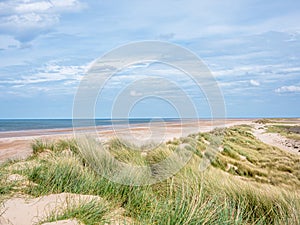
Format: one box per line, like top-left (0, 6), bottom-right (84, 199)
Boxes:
top-left (2, 118), bottom-right (299, 164)
top-left (0, 118), bottom-right (255, 139)
top-left (0, 119), bottom-right (254, 163)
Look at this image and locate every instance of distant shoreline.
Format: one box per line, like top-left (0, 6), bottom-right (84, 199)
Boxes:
top-left (0, 118), bottom-right (255, 139)
top-left (0, 119), bottom-right (254, 163)
top-left (1, 118), bottom-right (299, 164)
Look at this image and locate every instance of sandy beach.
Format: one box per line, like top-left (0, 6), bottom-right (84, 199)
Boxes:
top-left (0, 119), bottom-right (254, 163)
top-left (1, 118), bottom-right (300, 164)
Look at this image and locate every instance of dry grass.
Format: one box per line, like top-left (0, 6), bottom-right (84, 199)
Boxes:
top-left (267, 125), bottom-right (300, 141)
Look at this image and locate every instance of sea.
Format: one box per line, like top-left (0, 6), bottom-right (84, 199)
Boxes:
top-left (0, 118), bottom-right (181, 133)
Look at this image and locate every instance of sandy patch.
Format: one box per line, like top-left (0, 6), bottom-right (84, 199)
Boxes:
top-left (6, 174), bottom-right (26, 182)
top-left (0, 193), bottom-right (105, 225)
top-left (41, 219), bottom-right (81, 225)
top-left (252, 123), bottom-right (300, 155)
top-left (0, 139), bottom-right (32, 164)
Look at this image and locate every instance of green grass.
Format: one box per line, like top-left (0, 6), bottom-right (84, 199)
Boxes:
top-left (209, 125), bottom-right (300, 188)
top-left (255, 118), bottom-right (300, 125)
top-left (0, 126), bottom-right (299, 224)
top-left (255, 119), bottom-right (273, 124)
top-left (267, 125), bottom-right (300, 141)
top-left (31, 138), bottom-right (79, 155)
top-left (40, 199), bottom-right (111, 225)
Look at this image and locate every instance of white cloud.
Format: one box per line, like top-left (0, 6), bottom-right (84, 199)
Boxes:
top-left (211, 63), bottom-right (300, 86)
top-left (0, 63), bottom-right (87, 86)
top-left (15, 1), bottom-right (52, 13)
top-left (130, 90), bottom-right (143, 97)
top-left (213, 65), bottom-right (270, 77)
top-left (50, 0), bottom-right (84, 11)
top-left (275, 85), bottom-right (300, 93)
top-left (250, 79), bottom-right (260, 86)
top-left (0, 0), bottom-right (84, 14)
top-left (0, 0), bottom-right (85, 42)
top-left (0, 13), bottom-right (59, 29)
top-left (0, 62), bottom-right (90, 97)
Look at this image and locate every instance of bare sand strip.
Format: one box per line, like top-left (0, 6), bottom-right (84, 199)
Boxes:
top-left (252, 123), bottom-right (300, 155)
top-left (0, 193), bottom-right (84, 224)
top-left (0, 193), bottom-right (124, 225)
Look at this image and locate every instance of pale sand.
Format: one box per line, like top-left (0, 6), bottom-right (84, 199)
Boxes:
top-left (252, 123), bottom-right (300, 155)
top-left (41, 220), bottom-right (80, 225)
top-left (1, 118), bottom-right (299, 164)
top-left (0, 119), bottom-right (253, 163)
top-left (0, 193), bottom-right (120, 225)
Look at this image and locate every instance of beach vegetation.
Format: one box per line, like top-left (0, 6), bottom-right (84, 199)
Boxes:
top-left (267, 125), bottom-right (300, 141)
top-left (0, 125), bottom-right (299, 224)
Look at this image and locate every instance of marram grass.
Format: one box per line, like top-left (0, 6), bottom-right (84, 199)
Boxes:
top-left (0, 125), bottom-right (299, 224)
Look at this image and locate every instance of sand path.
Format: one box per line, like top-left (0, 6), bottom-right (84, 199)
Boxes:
top-left (252, 123), bottom-right (300, 155)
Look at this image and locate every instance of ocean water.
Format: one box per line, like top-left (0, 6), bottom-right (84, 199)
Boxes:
top-left (0, 119), bottom-right (179, 132)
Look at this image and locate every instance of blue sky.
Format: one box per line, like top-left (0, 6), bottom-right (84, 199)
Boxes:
top-left (0, 0), bottom-right (300, 118)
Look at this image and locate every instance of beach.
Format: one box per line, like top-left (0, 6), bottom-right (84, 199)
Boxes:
top-left (0, 119), bottom-right (254, 163)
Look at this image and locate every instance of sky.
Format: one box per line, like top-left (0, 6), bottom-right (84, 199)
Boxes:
top-left (0, 0), bottom-right (300, 119)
